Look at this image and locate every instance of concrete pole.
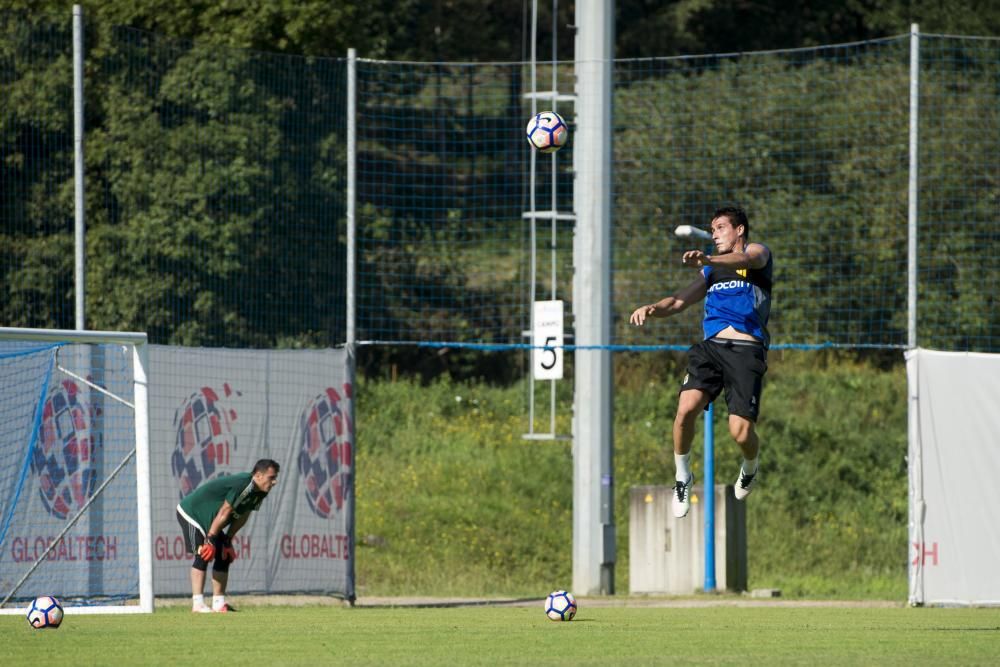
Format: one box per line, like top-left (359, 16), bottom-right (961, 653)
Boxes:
top-left (572, 0), bottom-right (615, 595)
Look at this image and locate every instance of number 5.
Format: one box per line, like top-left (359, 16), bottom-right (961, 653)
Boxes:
top-left (540, 336), bottom-right (558, 370)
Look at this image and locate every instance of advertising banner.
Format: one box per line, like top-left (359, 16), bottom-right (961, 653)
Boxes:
top-left (907, 348), bottom-right (1000, 605)
top-left (149, 346), bottom-right (354, 599)
top-left (0, 344), bottom-right (139, 601)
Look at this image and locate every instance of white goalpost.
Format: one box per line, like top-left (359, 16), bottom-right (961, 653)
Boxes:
top-left (0, 327), bottom-right (153, 615)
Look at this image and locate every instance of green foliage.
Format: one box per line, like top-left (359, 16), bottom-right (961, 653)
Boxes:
top-left (357, 352), bottom-right (909, 598)
top-left (356, 376), bottom-right (573, 595)
top-left (2, 11), bottom-right (997, 353)
top-left (10, 0), bottom-right (1000, 62)
top-left (746, 352), bottom-right (908, 596)
top-left (612, 47), bottom-right (919, 349)
top-left (0, 12), bottom-right (75, 327)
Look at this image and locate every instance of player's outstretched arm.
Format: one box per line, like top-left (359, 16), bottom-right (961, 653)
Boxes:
top-left (630, 277), bottom-right (706, 325)
top-left (684, 243), bottom-right (770, 270)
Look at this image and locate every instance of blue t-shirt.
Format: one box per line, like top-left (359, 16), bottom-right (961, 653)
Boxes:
top-left (702, 246), bottom-right (773, 347)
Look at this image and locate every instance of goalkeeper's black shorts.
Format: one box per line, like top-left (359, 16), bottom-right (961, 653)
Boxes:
top-left (176, 508), bottom-right (233, 572)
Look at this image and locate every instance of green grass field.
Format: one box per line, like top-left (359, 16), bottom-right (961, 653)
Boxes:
top-left (7, 602), bottom-right (1000, 665)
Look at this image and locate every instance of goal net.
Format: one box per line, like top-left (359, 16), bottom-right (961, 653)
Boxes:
top-left (0, 328), bottom-right (152, 615)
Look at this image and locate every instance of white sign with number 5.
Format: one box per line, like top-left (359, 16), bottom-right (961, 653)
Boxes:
top-left (533, 300), bottom-right (564, 380)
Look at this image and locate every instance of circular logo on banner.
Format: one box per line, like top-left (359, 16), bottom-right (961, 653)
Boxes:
top-left (298, 384), bottom-right (353, 519)
top-left (171, 384), bottom-right (239, 499)
top-left (31, 379), bottom-right (101, 520)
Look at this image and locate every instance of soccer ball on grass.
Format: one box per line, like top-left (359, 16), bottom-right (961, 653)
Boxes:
top-left (27, 596), bottom-right (64, 629)
top-left (545, 590), bottom-right (577, 621)
top-left (526, 111), bottom-right (569, 153)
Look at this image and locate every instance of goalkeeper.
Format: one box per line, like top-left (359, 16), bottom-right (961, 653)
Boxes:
top-left (176, 458), bottom-right (280, 613)
top-left (629, 206), bottom-right (772, 519)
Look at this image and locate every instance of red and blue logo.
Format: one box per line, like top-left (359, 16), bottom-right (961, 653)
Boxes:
top-left (297, 384), bottom-right (353, 519)
top-left (31, 380), bottom-right (101, 520)
top-left (171, 384), bottom-right (239, 498)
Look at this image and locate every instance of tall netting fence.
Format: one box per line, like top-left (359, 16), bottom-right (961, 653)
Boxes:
top-left (353, 60), bottom-right (548, 345)
top-left (914, 36), bottom-right (999, 351)
top-left (1, 12), bottom-right (998, 353)
top-left (2, 13), bottom-right (349, 347)
top-left (614, 38), bottom-right (915, 349)
top-left (613, 35), bottom-right (996, 351)
top-left (90, 26), bottom-right (349, 348)
top-left (0, 14), bottom-right (75, 330)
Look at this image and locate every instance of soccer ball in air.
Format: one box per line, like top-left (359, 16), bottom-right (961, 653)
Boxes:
top-left (526, 111), bottom-right (569, 153)
top-left (544, 590), bottom-right (577, 621)
top-left (26, 596), bottom-right (64, 629)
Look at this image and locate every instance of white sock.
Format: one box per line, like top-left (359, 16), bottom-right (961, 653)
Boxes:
top-left (192, 594), bottom-right (205, 608)
top-left (212, 595), bottom-right (226, 610)
top-left (674, 453), bottom-right (691, 482)
top-left (742, 457), bottom-right (758, 475)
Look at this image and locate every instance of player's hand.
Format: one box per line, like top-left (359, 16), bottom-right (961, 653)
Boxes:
top-left (221, 535), bottom-right (237, 562)
top-left (198, 541), bottom-right (216, 562)
top-left (629, 305), bottom-right (655, 326)
top-left (682, 250), bottom-right (711, 268)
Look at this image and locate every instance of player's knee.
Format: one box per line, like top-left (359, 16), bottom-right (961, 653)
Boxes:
top-left (729, 418), bottom-right (755, 445)
top-left (674, 407), bottom-right (698, 428)
top-left (675, 397), bottom-right (705, 424)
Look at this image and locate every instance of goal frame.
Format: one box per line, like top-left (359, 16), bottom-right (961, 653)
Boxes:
top-left (0, 327), bottom-right (153, 615)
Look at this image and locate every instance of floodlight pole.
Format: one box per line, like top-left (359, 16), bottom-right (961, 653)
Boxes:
top-left (572, 0), bottom-right (615, 596)
top-left (675, 225), bottom-right (716, 593)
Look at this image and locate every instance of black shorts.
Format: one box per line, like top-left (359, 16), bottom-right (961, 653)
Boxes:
top-left (176, 508), bottom-right (233, 572)
top-left (679, 338), bottom-right (767, 421)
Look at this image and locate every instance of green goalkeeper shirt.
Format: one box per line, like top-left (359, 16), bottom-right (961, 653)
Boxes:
top-left (177, 473), bottom-right (269, 533)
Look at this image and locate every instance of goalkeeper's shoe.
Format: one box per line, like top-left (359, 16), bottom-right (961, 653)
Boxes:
top-left (213, 603), bottom-right (238, 613)
top-left (672, 473), bottom-right (694, 519)
top-left (192, 602), bottom-right (214, 614)
top-left (734, 464), bottom-right (758, 501)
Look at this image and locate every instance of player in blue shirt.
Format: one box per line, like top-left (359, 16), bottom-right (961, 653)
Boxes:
top-left (630, 207), bottom-right (772, 518)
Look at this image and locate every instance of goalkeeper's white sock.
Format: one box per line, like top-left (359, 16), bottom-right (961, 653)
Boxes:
top-left (674, 453), bottom-right (691, 482)
top-left (213, 595), bottom-right (226, 610)
top-left (192, 594), bottom-right (206, 610)
top-left (742, 457), bottom-right (758, 475)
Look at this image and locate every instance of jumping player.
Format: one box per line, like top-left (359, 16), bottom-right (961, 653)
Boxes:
top-left (629, 206), bottom-right (773, 518)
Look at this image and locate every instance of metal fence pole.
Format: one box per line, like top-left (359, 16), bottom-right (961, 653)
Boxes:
top-left (907, 24), bottom-right (919, 350)
top-left (346, 48), bottom-right (357, 346)
top-left (73, 4), bottom-right (85, 330)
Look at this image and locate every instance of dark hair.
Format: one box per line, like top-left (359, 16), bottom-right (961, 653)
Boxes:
top-left (713, 206), bottom-right (750, 241)
top-left (253, 458), bottom-right (280, 474)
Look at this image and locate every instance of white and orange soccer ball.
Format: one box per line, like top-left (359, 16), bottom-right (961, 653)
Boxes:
top-left (526, 111), bottom-right (569, 153)
top-left (544, 589), bottom-right (577, 621)
top-left (26, 596), bottom-right (64, 629)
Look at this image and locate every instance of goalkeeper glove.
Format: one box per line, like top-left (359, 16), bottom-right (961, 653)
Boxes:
top-left (198, 539), bottom-right (216, 562)
top-left (221, 535), bottom-right (237, 562)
